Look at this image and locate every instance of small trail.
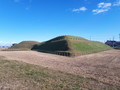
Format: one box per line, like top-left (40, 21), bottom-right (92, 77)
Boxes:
top-left (0, 50), bottom-right (120, 86)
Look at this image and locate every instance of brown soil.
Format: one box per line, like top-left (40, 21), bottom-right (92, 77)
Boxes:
top-left (0, 50), bottom-right (120, 86)
top-left (0, 47), bottom-right (8, 51)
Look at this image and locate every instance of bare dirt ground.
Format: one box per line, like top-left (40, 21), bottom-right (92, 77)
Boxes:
top-left (0, 50), bottom-right (120, 86)
top-left (0, 47), bottom-right (8, 51)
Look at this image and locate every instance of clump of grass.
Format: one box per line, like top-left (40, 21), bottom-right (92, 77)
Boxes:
top-left (0, 59), bottom-right (119, 90)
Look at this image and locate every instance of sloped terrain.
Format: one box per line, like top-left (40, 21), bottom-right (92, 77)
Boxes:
top-left (0, 50), bottom-right (120, 89)
top-left (10, 41), bottom-right (40, 50)
top-left (32, 35), bottom-right (112, 56)
top-left (0, 59), bottom-right (117, 90)
top-left (31, 36), bottom-right (70, 54)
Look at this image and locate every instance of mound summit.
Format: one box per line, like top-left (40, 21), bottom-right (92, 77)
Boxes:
top-left (32, 35), bottom-right (112, 56)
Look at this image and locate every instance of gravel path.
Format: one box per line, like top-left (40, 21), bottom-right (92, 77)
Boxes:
top-left (0, 50), bottom-right (120, 86)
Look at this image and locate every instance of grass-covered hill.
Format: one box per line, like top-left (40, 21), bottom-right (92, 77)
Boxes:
top-left (10, 41), bottom-right (40, 50)
top-left (32, 35), bottom-right (112, 56)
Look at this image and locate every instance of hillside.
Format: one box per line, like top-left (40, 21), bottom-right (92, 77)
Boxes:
top-left (10, 41), bottom-right (40, 50)
top-left (32, 35), bottom-right (112, 56)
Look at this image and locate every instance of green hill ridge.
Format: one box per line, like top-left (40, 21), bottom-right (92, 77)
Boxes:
top-left (10, 41), bottom-right (40, 50)
top-left (32, 35), bottom-right (112, 56)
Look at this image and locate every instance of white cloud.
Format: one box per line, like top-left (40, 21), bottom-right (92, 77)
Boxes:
top-left (98, 2), bottom-right (112, 8)
top-left (92, 2), bottom-right (112, 14)
top-left (113, 0), bottom-right (120, 6)
top-left (72, 7), bottom-right (87, 12)
top-left (92, 9), bottom-right (109, 14)
top-left (72, 0), bottom-right (120, 15)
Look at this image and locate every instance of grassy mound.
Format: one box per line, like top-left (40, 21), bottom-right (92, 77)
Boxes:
top-left (32, 35), bottom-right (112, 56)
top-left (32, 36), bottom-right (70, 52)
top-left (0, 59), bottom-right (119, 89)
top-left (10, 41), bottom-right (40, 50)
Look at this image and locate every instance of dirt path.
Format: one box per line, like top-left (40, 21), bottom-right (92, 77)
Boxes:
top-left (0, 50), bottom-right (120, 86)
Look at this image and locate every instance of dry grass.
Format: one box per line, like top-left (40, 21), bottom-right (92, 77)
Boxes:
top-left (0, 59), bottom-right (119, 90)
top-left (0, 50), bottom-right (120, 89)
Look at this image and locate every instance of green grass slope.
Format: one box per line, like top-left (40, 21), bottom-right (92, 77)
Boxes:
top-left (10, 41), bottom-right (40, 50)
top-left (32, 35), bottom-right (112, 56)
top-left (0, 59), bottom-right (119, 89)
top-left (68, 39), bottom-right (112, 56)
top-left (32, 36), bottom-right (70, 52)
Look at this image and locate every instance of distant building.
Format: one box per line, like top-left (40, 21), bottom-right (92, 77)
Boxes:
top-left (105, 40), bottom-right (120, 49)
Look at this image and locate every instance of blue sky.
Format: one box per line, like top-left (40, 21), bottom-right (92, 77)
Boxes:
top-left (0, 0), bottom-right (120, 46)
